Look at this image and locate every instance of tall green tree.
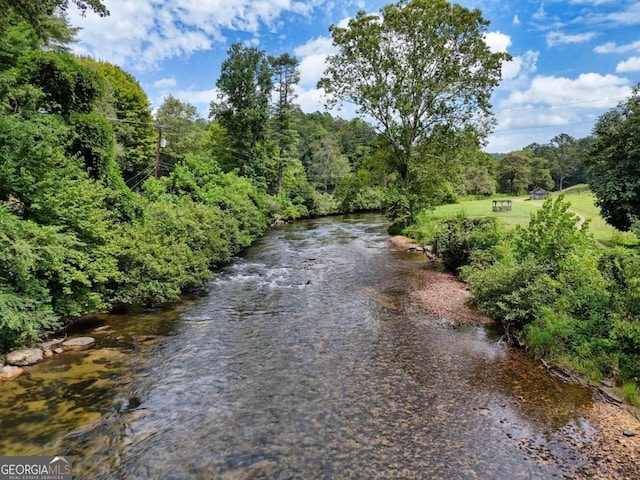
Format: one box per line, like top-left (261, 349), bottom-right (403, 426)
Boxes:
top-left (588, 83), bottom-right (640, 231)
top-left (0, 0), bottom-right (107, 42)
top-left (319, 0), bottom-right (508, 196)
top-left (155, 95), bottom-right (205, 173)
top-left (269, 53), bottom-right (300, 194)
top-left (548, 133), bottom-right (578, 191)
top-left (210, 43), bottom-right (273, 185)
top-left (82, 59), bottom-right (156, 179)
top-left (497, 152), bottom-right (531, 194)
top-left (308, 137), bottom-right (351, 192)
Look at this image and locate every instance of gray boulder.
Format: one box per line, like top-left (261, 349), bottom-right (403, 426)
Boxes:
top-left (5, 348), bottom-right (44, 366)
top-left (62, 337), bottom-right (96, 350)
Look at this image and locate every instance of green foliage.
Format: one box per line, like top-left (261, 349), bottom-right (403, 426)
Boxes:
top-left (17, 50), bottom-right (104, 117)
top-left (82, 59), bottom-right (156, 177)
top-left (108, 197), bottom-right (228, 304)
top-left (513, 195), bottom-right (593, 275)
top-left (154, 95), bottom-right (205, 172)
top-left (211, 43), bottom-right (273, 183)
top-left (431, 214), bottom-right (504, 271)
top-left (320, 0), bottom-right (508, 193)
top-left (68, 111), bottom-right (115, 179)
top-left (462, 255), bottom-right (556, 335)
top-left (497, 151), bottom-right (531, 194)
top-left (588, 83), bottom-right (640, 231)
top-left (334, 169), bottom-right (386, 213)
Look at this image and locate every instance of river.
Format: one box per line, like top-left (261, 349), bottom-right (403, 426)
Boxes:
top-left (0, 214), bottom-right (600, 478)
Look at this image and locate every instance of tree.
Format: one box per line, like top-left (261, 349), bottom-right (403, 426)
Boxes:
top-left (82, 59), bottom-right (156, 179)
top-left (319, 0), bottom-right (508, 195)
top-left (17, 50), bottom-right (104, 117)
top-left (548, 133), bottom-right (578, 191)
top-left (497, 152), bottom-right (531, 194)
top-left (308, 137), bottom-right (351, 192)
top-left (0, 0), bottom-right (107, 43)
top-left (464, 152), bottom-right (497, 196)
top-left (269, 53), bottom-right (300, 194)
top-left (155, 95), bottom-right (205, 174)
top-left (588, 83), bottom-right (640, 231)
top-left (210, 43), bottom-right (273, 185)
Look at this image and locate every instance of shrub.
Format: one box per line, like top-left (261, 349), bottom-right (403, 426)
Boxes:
top-left (514, 195), bottom-right (593, 275)
top-left (461, 255), bottom-right (556, 337)
top-left (431, 214), bottom-right (504, 272)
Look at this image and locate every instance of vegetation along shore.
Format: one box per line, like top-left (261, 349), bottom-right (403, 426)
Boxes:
top-left (1, 0), bottom-right (640, 475)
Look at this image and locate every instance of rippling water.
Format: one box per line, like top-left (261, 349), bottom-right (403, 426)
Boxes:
top-left (0, 215), bottom-right (598, 478)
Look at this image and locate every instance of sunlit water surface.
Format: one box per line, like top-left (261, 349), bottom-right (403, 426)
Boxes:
top-left (0, 215), bottom-right (599, 478)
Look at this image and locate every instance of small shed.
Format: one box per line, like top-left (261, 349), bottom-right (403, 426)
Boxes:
top-left (529, 187), bottom-right (549, 200)
top-left (492, 199), bottom-right (512, 212)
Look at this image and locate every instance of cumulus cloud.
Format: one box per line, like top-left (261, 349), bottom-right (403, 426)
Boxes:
top-left (505, 73), bottom-right (630, 108)
top-left (513, 14), bottom-right (521, 26)
top-left (501, 50), bottom-right (539, 81)
top-left (617, 56), bottom-right (640, 72)
top-left (484, 31), bottom-right (511, 53)
top-left (294, 36), bottom-right (336, 87)
top-left (69, 0), bottom-right (328, 71)
top-left (546, 31), bottom-right (597, 47)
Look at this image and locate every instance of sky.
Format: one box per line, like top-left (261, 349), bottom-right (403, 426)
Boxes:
top-left (67, 0), bottom-right (640, 153)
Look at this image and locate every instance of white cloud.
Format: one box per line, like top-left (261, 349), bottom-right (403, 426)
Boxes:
top-left (533, 3), bottom-right (548, 21)
top-left (501, 50), bottom-right (539, 81)
top-left (546, 31), bottom-right (596, 47)
top-left (175, 88), bottom-right (220, 106)
top-left (505, 73), bottom-right (630, 108)
top-left (484, 31), bottom-right (511, 53)
top-left (588, 2), bottom-right (640, 26)
top-left (294, 36), bottom-right (336, 87)
top-left (594, 39), bottom-right (640, 54)
top-left (570, 0), bottom-right (616, 4)
top-left (513, 14), bottom-right (521, 26)
top-left (154, 77), bottom-right (177, 88)
top-left (617, 56), bottom-right (640, 72)
top-left (69, 0), bottom-right (329, 71)
top-left (604, 2), bottom-right (640, 25)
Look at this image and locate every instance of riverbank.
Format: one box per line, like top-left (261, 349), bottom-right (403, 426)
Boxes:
top-left (389, 234), bottom-right (640, 479)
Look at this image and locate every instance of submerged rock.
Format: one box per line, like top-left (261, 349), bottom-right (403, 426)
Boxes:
top-left (0, 365), bottom-right (24, 380)
top-left (5, 348), bottom-right (44, 366)
top-left (62, 337), bottom-right (96, 350)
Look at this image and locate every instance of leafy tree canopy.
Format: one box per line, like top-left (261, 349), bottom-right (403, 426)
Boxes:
top-left (588, 83), bottom-right (640, 231)
top-left (319, 0), bottom-right (509, 193)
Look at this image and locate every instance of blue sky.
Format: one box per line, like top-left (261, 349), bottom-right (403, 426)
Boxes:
top-left (68, 0), bottom-right (640, 153)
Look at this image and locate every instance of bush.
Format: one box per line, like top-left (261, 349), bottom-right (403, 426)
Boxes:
top-left (461, 255), bottom-right (556, 336)
top-left (514, 195), bottom-right (593, 275)
top-left (432, 215), bottom-right (504, 272)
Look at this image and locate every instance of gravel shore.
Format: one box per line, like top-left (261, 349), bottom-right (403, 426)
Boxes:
top-left (389, 235), bottom-right (640, 479)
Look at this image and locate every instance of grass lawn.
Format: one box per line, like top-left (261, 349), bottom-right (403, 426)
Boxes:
top-left (430, 186), bottom-right (639, 246)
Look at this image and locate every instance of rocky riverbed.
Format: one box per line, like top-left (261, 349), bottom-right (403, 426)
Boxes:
top-left (389, 235), bottom-right (640, 479)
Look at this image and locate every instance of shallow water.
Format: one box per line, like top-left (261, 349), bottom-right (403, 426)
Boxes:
top-left (0, 215), bottom-right (598, 478)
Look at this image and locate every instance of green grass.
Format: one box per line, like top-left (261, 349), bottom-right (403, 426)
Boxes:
top-left (426, 198), bottom-right (541, 227)
top-left (429, 186), bottom-right (638, 246)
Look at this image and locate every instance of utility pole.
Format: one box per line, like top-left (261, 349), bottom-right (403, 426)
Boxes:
top-left (154, 126), bottom-right (162, 179)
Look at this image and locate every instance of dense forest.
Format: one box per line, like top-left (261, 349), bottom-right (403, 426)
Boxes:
top-left (1, 0), bottom-right (640, 403)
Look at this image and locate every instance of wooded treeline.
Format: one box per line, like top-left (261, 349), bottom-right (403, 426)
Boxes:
top-left (0, 5), bottom-right (398, 351)
top-left (3, 0), bottom-right (640, 407)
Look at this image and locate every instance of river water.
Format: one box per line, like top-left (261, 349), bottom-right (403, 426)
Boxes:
top-left (0, 214), bottom-right (600, 478)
